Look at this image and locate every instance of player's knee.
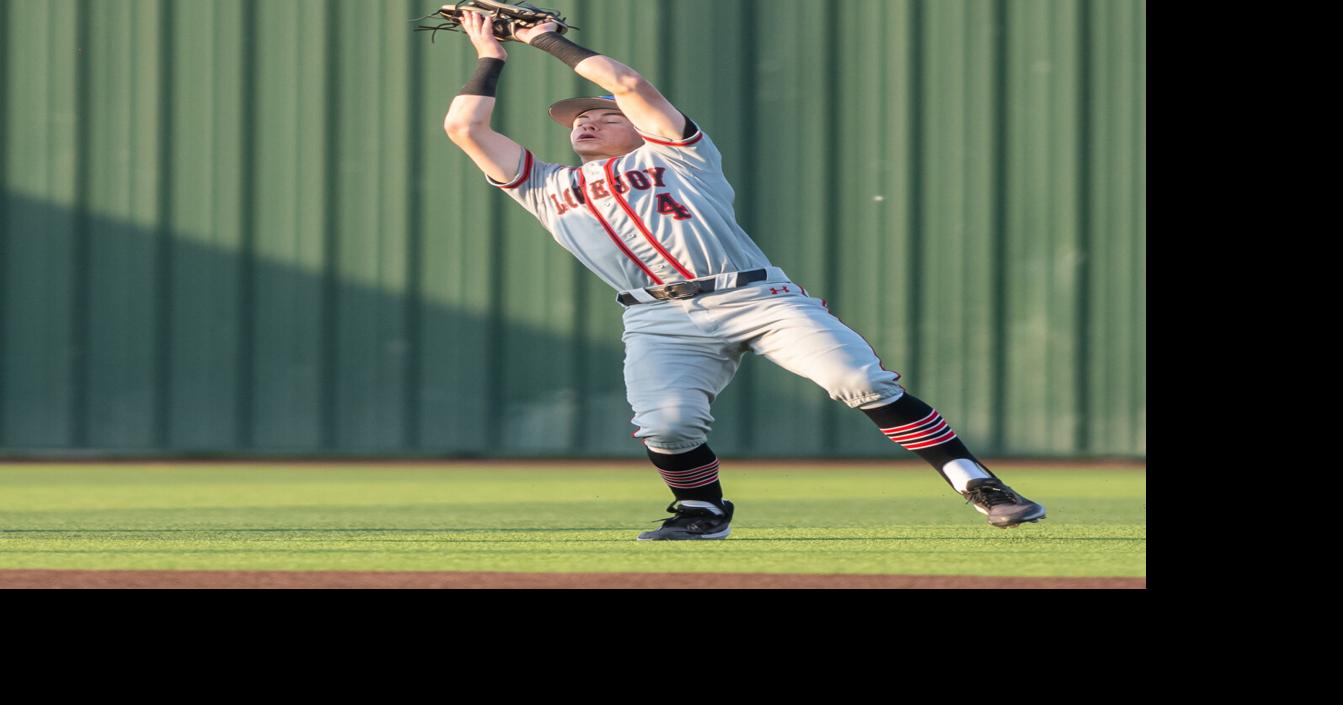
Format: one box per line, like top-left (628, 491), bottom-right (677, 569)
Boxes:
top-left (822, 368), bottom-right (903, 409)
top-left (633, 402), bottom-right (713, 453)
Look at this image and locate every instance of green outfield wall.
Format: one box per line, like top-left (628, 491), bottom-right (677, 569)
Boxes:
top-left (0, 0), bottom-right (1145, 458)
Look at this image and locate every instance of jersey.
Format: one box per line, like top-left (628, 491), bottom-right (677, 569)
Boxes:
top-left (485, 118), bottom-right (775, 295)
top-left (478, 113), bottom-right (903, 451)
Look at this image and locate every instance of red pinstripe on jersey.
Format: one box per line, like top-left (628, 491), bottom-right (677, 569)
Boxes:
top-left (604, 157), bottom-right (697, 281)
top-left (577, 169), bottom-right (664, 286)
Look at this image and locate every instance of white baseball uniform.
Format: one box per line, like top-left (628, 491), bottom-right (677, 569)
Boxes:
top-left (487, 120), bottom-right (904, 454)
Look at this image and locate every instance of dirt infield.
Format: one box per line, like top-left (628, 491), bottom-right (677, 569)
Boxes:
top-left (0, 569), bottom-right (1144, 589)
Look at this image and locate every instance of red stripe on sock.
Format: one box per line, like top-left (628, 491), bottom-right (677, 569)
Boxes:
top-left (880, 409), bottom-right (939, 434)
top-left (902, 428), bottom-right (958, 450)
top-left (884, 415), bottom-right (944, 439)
top-left (888, 419), bottom-right (949, 443)
top-left (659, 460), bottom-right (719, 477)
top-left (659, 465), bottom-right (720, 484)
top-left (663, 474), bottom-right (720, 488)
top-left (658, 461), bottom-right (721, 489)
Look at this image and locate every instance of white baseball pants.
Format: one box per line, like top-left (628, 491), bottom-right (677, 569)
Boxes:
top-left (622, 276), bottom-right (904, 454)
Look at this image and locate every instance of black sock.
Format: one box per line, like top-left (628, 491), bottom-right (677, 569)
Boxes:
top-left (862, 393), bottom-right (997, 488)
top-left (646, 444), bottom-right (724, 505)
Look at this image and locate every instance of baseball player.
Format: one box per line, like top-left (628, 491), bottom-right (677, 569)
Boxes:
top-left (443, 11), bottom-right (1046, 540)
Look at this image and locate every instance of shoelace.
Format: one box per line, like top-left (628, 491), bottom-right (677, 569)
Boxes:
top-left (964, 483), bottom-right (1019, 509)
top-left (648, 502), bottom-right (722, 526)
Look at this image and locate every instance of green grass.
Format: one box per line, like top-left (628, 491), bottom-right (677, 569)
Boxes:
top-left (0, 464), bottom-right (1145, 577)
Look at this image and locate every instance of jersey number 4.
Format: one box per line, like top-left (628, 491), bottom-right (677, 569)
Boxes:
top-left (656, 193), bottom-right (694, 221)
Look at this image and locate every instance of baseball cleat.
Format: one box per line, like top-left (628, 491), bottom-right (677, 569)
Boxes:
top-left (961, 478), bottom-right (1046, 528)
top-left (637, 499), bottom-right (734, 541)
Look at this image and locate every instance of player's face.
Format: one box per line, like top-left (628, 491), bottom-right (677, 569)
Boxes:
top-left (571, 109), bottom-right (643, 161)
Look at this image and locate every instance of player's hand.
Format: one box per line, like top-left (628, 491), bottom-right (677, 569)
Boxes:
top-left (462, 11), bottom-right (507, 61)
top-left (515, 21), bottom-right (560, 45)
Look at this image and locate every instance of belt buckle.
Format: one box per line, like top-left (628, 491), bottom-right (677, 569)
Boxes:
top-left (659, 281), bottom-right (702, 300)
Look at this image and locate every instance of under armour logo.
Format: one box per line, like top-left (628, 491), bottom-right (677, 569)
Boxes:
top-left (770, 286), bottom-right (792, 295)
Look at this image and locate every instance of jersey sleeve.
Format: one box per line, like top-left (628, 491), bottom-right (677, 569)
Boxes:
top-left (485, 148), bottom-right (569, 227)
top-left (632, 115), bottom-right (724, 175)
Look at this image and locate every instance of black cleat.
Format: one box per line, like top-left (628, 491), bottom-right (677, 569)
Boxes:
top-left (636, 500), bottom-right (734, 541)
top-left (962, 478), bottom-right (1047, 528)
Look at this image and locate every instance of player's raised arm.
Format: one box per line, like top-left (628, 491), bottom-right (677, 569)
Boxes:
top-left (444, 11), bottom-right (527, 185)
top-left (516, 23), bottom-right (688, 141)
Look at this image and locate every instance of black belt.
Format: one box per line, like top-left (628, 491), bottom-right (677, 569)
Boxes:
top-left (617, 269), bottom-right (769, 306)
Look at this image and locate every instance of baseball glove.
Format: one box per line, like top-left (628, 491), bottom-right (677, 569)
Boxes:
top-left (414, 1), bottom-right (578, 43)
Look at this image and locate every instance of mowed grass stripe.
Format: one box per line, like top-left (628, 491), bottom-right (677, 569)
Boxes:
top-left (0, 465), bottom-right (1145, 577)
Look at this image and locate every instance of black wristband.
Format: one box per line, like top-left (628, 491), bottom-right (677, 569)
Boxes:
top-left (529, 32), bottom-right (599, 69)
top-left (460, 57), bottom-right (506, 97)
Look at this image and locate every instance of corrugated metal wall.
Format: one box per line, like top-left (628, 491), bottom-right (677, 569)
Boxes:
top-left (0, 0), bottom-right (1145, 458)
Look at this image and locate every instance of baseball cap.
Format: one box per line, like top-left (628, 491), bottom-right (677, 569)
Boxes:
top-left (548, 95), bottom-right (624, 127)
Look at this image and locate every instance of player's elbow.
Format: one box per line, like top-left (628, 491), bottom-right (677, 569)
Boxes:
top-left (444, 118), bottom-right (480, 143)
top-left (444, 108), bottom-right (487, 140)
